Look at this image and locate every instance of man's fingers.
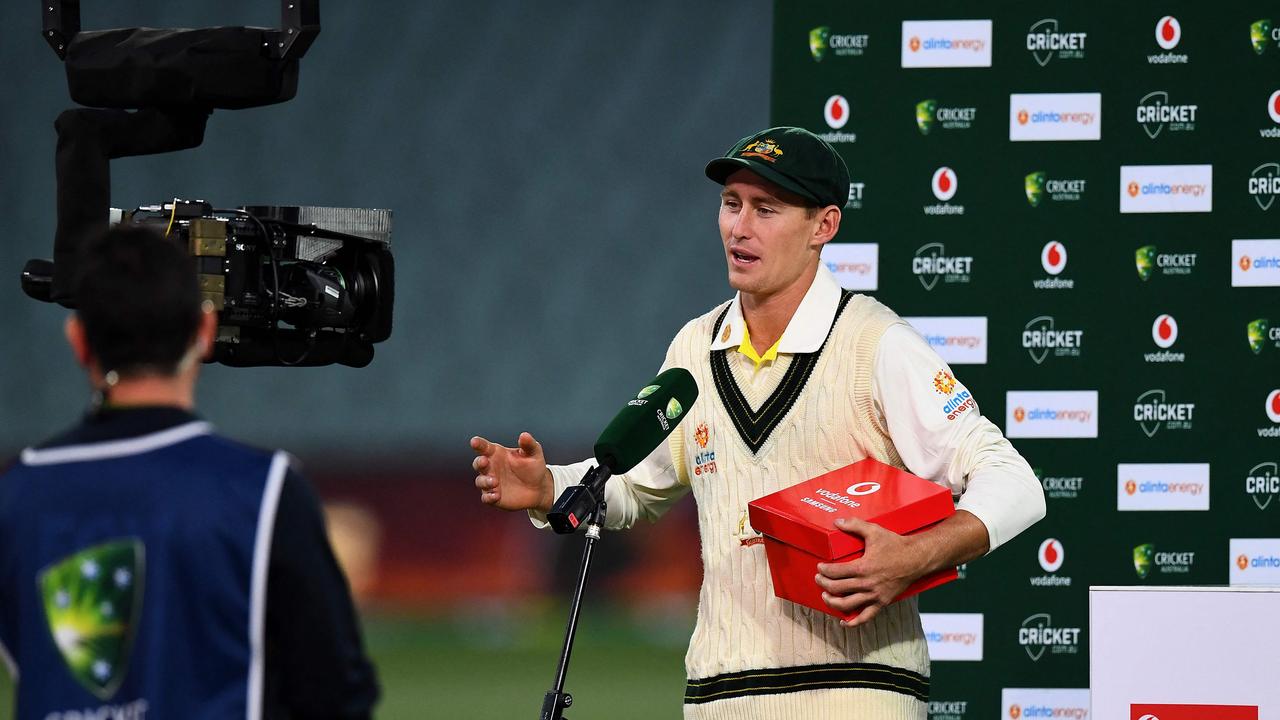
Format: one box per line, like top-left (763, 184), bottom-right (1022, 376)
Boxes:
top-left (842, 603), bottom-right (882, 628)
top-left (517, 432), bottom-right (540, 457)
top-left (821, 590), bottom-right (876, 614)
top-left (472, 455), bottom-right (490, 473)
top-left (475, 475), bottom-right (496, 491)
top-left (479, 488), bottom-right (501, 505)
top-left (834, 516), bottom-right (878, 538)
top-left (816, 559), bottom-right (864, 580)
top-left (814, 573), bottom-right (871, 595)
top-left (470, 436), bottom-right (493, 456)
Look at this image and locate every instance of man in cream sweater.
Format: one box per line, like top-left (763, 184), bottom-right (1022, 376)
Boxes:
top-left (471, 126), bottom-right (1045, 719)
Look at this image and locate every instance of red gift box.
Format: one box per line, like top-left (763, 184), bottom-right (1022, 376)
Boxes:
top-left (747, 458), bottom-right (958, 621)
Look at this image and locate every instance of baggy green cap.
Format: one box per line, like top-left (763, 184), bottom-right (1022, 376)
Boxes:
top-left (705, 126), bottom-right (850, 208)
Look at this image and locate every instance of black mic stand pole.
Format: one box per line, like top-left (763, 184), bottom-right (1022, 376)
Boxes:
top-left (539, 465), bottom-right (612, 720)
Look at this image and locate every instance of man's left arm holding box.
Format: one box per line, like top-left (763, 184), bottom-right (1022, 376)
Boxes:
top-left (816, 323), bottom-right (1047, 627)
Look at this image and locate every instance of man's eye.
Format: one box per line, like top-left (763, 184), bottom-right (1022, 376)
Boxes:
top-left (757, 207), bottom-right (775, 215)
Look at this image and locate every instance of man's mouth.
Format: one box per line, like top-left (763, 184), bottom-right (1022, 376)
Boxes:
top-left (730, 249), bottom-right (760, 266)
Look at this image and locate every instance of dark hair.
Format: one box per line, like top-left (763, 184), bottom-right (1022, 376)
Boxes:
top-left (73, 224), bottom-right (203, 377)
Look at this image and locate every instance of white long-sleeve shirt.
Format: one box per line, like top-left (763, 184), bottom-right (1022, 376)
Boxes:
top-left (536, 266), bottom-right (1045, 553)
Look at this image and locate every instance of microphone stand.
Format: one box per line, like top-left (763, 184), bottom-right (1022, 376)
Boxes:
top-left (539, 464), bottom-right (612, 720)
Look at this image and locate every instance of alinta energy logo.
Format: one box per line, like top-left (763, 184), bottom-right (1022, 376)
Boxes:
top-left (1135, 245), bottom-right (1198, 281)
top-left (1019, 613), bottom-right (1081, 661)
top-left (820, 95), bottom-right (857, 144)
top-left (1261, 90), bottom-right (1280, 138)
top-left (1136, 91), bottom-right (1198, 138)
top-left (1145, 314), bottom-right (1185, 363)
top-left (1252, 18), bottom-right (1280, 55)
top-left (1034, 467), bottom-right (1084, 500)
top-left (1261, 389), bottom-right (1280, 437)
top-left (1249, 163), bottom-right (1280, 209)
top-left (1034, 241), bottom-right (1074, 290)
top-left (1248, 318), bottom-right (1280, 354)
top-left (1149, 15), bottom-right (1188, 64)
top-left (1233, 239), bottom-right (1280, 286)
top-left (915, 99), bottom-right (977, 135)
top-left (1031, 538), bottom-right (1070, 587)
top-left (808, 26), bottom-right (869, 62)
top-left (1133, 542), bottom-right (1196, 579)
top-left (913, 242), bottom-right (973, 290)
top-left (1025, 171), bottom-right (1086, 207)
top-left (1247, 461), bottom-right (1280, 510)
top-left (924, 167), bottom-right (965, 215)
top-left (1022, 315), bottom-right (1083, 364)
top-left (1026, 18), bottom-right (1087, 66)
top-left (1134, 389), bottom-right (1195, 437)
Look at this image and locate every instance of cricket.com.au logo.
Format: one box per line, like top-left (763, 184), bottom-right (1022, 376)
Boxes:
top-left (1135, 245), bottom-right (1197, 281)
top-left (846, 181), bottom-right (866, 210)
top-left (1025, 171), bottom-right (1086, 207)
top-left (1133, 542), bottom-right (1196, 579)
top-left (1248, 318), bottom-right (1280, 354)
top-left (1133, 389), bottom-right (1195, 437)
top-left (915, 99), bottom-right (976, 135)
top-left (1252, 19), bottom-right (1280, 55)
top-left (39, 538), bottom-right (145, 699)
top-left (1247, 461), bottom-right (1280, 510)
top-left (912, 242), bottom-right (973, 290)
top-left (1022, 315), bottom-right (1083, 364)
top-left (1018, 613), bottom-right (1081, 660)
top-left (1026, 18), bottom-right (1086, 66)
top-left (1249, 163), bottom-right (1280, 210)
top-left (809, 26), bottom-right (868, 61)
top-left (1135, 91), bottom-right (1198, 139)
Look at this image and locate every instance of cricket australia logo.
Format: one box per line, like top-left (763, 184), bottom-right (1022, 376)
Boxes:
top-left (39, 538), bottom-right (145, 699)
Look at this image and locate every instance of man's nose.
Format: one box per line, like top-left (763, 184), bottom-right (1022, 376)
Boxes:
top-left (731, 209), bottom-right (754, 238)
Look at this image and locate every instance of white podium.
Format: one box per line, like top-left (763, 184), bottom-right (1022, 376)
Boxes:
top-left (1089, 586), bottom-right (1280, 720)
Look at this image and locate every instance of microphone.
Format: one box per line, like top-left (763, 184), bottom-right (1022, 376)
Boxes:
top-left (546, 367), bottom-right (699, 533)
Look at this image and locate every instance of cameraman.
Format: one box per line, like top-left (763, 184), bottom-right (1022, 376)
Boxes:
top-left (0, 225), bottom-right (379, 718)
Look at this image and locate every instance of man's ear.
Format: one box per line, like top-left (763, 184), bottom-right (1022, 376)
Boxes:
top-left (64, 315), bottom-right (92, 369)
top-left (811, 205), bottom-right (842, 250)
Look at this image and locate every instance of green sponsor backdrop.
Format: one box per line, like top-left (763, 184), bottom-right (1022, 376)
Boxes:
top-left (775, 2), bottom-right (1278, 716)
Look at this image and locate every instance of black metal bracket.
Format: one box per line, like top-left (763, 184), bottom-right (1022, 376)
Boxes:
top-left (41, 0), bottom-right (320, 61)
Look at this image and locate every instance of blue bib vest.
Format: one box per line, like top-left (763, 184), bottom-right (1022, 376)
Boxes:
top-left (0, 422), bottom-right (289, 720)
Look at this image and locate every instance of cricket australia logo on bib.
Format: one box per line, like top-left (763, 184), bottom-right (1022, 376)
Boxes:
top-left (39, 538), bottom-right (145, 699)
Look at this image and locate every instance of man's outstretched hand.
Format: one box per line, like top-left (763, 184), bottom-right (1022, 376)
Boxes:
top-left (471, 432), bottom-right (555, 513)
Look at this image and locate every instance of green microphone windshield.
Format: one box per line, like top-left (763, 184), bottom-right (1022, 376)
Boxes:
top-left (593, 367), bottom-right (699, 474)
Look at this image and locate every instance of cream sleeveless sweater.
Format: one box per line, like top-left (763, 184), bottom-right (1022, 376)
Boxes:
top-left (668, 292), bottom-right (929, 720)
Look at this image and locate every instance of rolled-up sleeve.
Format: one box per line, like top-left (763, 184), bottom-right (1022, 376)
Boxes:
top-left (872, 323), bottom-right (1046, 552)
